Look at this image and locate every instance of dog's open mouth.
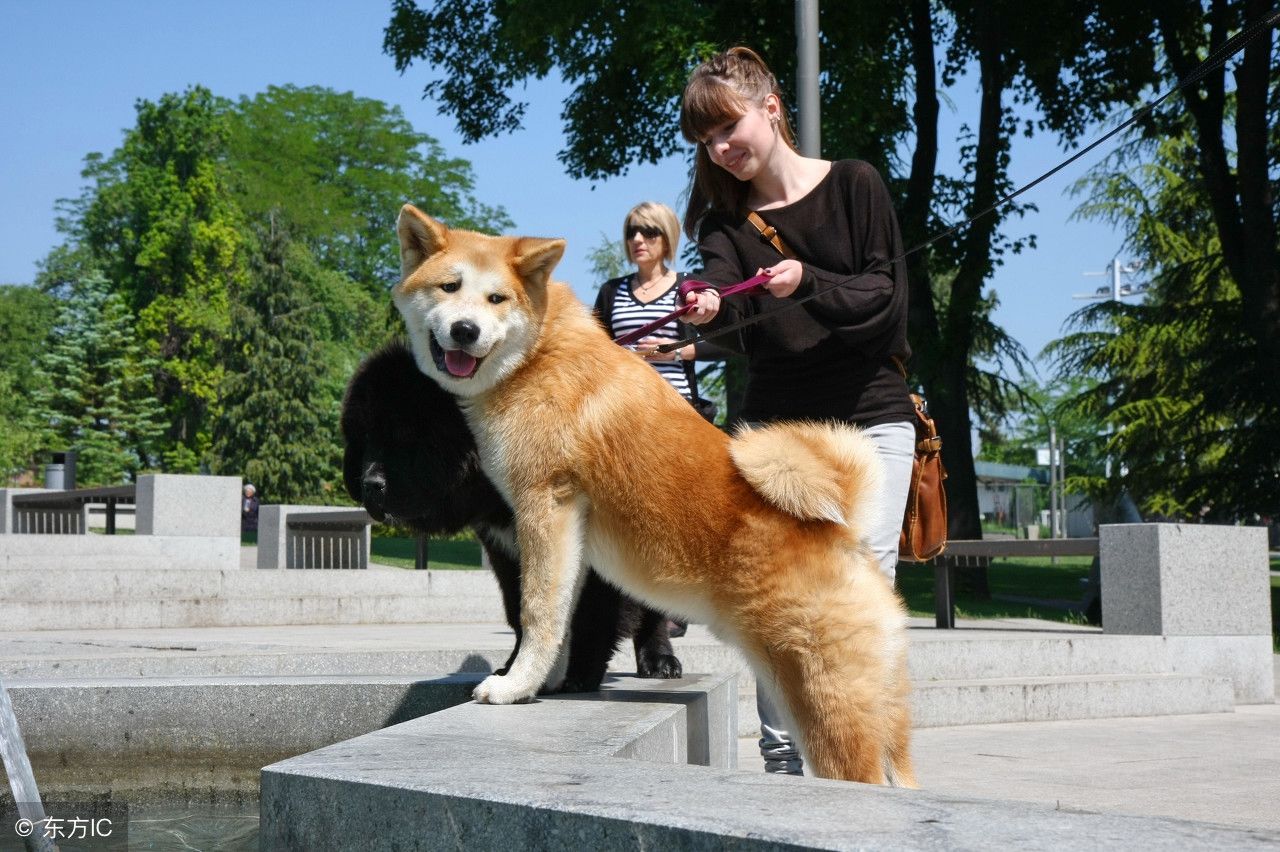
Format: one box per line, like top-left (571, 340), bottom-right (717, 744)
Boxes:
top-left (429, 332), bottom-right (482, 379)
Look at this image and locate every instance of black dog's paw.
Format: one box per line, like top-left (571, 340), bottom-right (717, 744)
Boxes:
top-left (557, 677), bottom-right (603, 694)
top-left (637, 652), bottom-right (683, 679)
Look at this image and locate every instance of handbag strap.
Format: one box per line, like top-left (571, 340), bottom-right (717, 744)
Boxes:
top-left (746, 211), bottom-right (796, 259)
top-left (892, 356), bottom-right (943, 453)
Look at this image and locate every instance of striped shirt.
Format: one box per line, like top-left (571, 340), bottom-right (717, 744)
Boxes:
top-left (608, 278), bottom-right (691, 401)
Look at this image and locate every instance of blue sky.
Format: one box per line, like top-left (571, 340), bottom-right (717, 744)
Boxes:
top-left (1, 1), bottom-right (1129, 364)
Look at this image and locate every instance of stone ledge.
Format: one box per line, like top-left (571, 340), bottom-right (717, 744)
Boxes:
top-left (7, 672), bottom-right (736, 806)
top-left (0, 535), bottom-right (240, 571)
top-left (261, 676), bottom-right (1280, 852)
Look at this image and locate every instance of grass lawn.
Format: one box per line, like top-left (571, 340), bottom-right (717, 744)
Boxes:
top-left (370, 535), bottom-right (482, 571)
top-left (896, 556), bottom-right (1095, 625)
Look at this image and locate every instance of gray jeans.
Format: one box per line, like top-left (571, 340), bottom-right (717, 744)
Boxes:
top-left (756, 419), bottom-right (915, 774)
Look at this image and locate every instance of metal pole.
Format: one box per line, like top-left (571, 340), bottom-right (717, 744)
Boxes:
top-left (415, 534), bottom-right (428, 571)
top-left (1048, 424), bottom-right (1058, 539)
top-left (795, 0), bottom-right (821, 157)
top-left (1058, 436), bottom-right (1067, 537)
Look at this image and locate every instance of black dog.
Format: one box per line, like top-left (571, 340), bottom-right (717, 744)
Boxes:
top-left (341, 342), bottom-right (681, 691)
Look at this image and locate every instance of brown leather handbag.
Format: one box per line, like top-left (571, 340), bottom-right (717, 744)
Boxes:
top-left (899, 387), bottom-right (948, 562)
top-left (747, 212), bottom-right (948, 560)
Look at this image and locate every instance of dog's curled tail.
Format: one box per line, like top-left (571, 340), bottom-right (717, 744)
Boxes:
top-left (729, 421), bottom-right (884, 535)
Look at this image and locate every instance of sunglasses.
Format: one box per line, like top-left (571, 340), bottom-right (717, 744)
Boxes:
top-left (626, 225), bottom-right (664, 241)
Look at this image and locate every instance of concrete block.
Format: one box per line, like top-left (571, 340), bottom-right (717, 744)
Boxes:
top-left (1100, 523), bottom-right (1271, 636)
top-left (135, 474), bottom-right (240, 537)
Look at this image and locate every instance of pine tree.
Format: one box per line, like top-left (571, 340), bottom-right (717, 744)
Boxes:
top-left (211, 220), bottom-right (341, 504)
top-left (29, 274), bottom-right (165, 486)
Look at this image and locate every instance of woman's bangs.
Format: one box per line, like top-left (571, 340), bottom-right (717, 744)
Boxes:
top-left (680, 78), bottom-right (749, 143)
top-left (626, 210), bottom-right (660, 233)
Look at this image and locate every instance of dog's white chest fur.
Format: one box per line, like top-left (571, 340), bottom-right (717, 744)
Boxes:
top-left (461, 403), bottom-right (518, 506)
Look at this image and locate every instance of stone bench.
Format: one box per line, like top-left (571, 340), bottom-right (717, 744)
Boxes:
top-left (257, 506), bottom-right (372, 570)
top-left (4, 485), bottom-right (136, 534)
top-left (928, 536), bottom-right (1100, 628)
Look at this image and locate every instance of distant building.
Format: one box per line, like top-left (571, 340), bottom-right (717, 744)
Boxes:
top-left (974, 461), bottom-right (1093, 538)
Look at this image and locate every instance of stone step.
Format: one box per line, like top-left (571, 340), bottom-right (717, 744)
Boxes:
top-left (0, 567), bottom-right (505, 630)
top-left (4, 625), bottom-right (1155, 683)
top-left (614, 631), bottom-right (1174, 686)
top-left (732, 672), bottom-right (1236, 737)
top-left (0, 535), bottom-right (240, 571)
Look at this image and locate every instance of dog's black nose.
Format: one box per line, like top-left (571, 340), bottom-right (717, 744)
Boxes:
top-left (450, 320), bottom-right (480, 346)
top-left (362, 470), bottom-right (387, 519)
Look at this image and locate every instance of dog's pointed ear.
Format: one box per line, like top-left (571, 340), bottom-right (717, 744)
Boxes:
top-left (512, 237), bottom-right (566, 286)
top-left (397, 205), bottom-right (449, 276)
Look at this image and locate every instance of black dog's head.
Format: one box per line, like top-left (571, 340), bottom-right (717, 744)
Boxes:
top-left (340, 342), bottom-right (509, 533)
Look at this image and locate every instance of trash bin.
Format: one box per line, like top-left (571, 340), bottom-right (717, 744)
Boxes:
top-left (43, 450), bottom-right (77, 490)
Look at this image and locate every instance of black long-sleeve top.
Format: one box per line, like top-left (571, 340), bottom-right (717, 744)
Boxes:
top-left (694, 159), bottom-right (913, 427)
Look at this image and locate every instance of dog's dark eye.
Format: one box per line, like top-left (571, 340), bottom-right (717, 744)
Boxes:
top-left (488, 293), bottom-right (507, 305)
top-left (441, 280), bottom-right (461, 293)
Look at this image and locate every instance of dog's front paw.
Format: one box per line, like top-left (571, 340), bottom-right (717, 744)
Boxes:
top-left (637, 652), bottom-right (683, 679)
top-left (473, 673), bottom-right (535, 705)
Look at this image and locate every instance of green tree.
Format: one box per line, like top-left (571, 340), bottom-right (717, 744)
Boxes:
top-left (1048, 96), bottom-right (1278, 521)
top-left (0, 285), bottom-right (58, 481)
top-left (42, 82), bottom-right (509, 498)
top-left (585, 232), bottom-right (629, 287)
top-left (65, 86), bottom-right (249, 470)
top-left (225, 85), bottom-right (512, 292)
top-left (0, 285), bottom-right (58, 382)
top-left (210, 221), bottom-right (344, 504)
top-left (0, 371), bottom-right (45, 484)
top-left (1141, 0), bottom-right (1278, 396)
top-left (29, 274), bottom-right (165, 486)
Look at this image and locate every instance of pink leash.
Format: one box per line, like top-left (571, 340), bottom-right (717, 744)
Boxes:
top-left (613, 273), bottom-right (773, 347)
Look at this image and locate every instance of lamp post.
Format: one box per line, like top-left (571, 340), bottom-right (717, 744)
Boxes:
top-left (795, 0), bottom-right (821, 157)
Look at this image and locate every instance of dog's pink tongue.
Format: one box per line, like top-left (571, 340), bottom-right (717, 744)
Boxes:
top-left (444, 349), bottom-right (478, 378)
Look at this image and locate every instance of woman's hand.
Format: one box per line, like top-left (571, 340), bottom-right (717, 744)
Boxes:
top-left (760, 259), bottom-right (803, 298)
top-left (683, 289), bottom-right (721, 325)
top-left (637, 337), bottom-right (684, 362)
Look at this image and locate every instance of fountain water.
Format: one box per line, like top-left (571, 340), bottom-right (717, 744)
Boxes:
top-left (1, 677), bottom-right (58, 852)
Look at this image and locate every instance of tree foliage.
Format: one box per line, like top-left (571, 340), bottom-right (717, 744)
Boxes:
top-left (225, 85), bottom-right (512, 291)
top-left (1048, 96), bottom-right (1279, 521)
top-left (61, 86), bottom-right (248, 470)
top-left (0, 285), bottom-right (59, 481)
top-left (210, 222), bottom-right (344, 503)
top-left (23, 82), bottom-right (509, 496)
top-left (28, 274), bottom-right (165, 486)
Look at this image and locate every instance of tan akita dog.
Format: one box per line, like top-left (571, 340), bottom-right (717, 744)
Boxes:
top-left (393, 204), bottom-right (915, 785)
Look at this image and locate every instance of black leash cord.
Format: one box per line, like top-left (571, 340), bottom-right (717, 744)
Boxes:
top-left (656, 8), bottom-right (1279, 354)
